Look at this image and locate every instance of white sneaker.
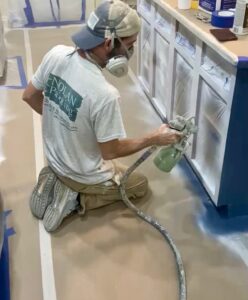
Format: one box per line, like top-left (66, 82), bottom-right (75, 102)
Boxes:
top-left (30, 166), bottom-right (57, 219)
top-left (43, 180), bottom-right (79, 232)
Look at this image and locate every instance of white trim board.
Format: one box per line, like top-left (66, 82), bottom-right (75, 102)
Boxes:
top-left (24, 29), bottom-right (57, 300)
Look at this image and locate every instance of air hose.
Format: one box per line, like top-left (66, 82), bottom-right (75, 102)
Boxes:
top-left (119, 145), bottom-right (187, 300)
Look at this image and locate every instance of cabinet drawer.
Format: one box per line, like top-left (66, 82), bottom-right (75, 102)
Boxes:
top-left (175, 24), bottom-right (196, 63)
top-left (201, 46), bottom-right (236, 104)
top-left (137, 0), bottom-right (153, 21)
top-left (155, 5), bottom-right (172, 40)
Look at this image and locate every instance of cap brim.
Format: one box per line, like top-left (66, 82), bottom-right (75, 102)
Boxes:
top-left (71, 25), bottom-right (105, 50)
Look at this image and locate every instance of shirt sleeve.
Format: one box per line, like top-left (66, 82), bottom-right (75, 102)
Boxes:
top-left (31, 47), bottom-right (57, 90)
top-left (93, 98), bottom-right (127, 142)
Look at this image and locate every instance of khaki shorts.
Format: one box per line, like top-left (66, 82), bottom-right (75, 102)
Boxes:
top-left (57, 162), bottom-right (148, 212)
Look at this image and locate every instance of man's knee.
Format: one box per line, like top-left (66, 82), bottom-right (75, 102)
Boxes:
top-left (125, 173), bottom-right (148, 199)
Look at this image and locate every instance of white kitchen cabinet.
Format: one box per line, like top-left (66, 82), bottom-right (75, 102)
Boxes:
top-left (137, 0), bottom-right (248, 216)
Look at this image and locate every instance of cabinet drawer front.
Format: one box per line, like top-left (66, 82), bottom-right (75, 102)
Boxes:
top-left (176, 24), bottom-right (197, 61)
top-left (155, 5), bottom-right (172, 39)
top-left (138, 0), bottom-right (153, 21)
top-left (201, 46), bottom-right (236, 104)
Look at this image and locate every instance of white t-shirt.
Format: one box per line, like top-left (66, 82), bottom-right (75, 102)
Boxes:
top-left (32, 45), bottom-right (126, 184)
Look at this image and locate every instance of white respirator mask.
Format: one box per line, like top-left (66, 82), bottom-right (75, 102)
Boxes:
top-left (106, 33), bottom-right (134, 78)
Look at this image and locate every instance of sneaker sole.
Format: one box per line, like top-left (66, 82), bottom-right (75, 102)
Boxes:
top-left (43, 182), bottom-right (78, 232)
top-left (30, 167), bottom-right (57, 219)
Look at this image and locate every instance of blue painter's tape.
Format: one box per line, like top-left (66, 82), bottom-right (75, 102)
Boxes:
top-left (211, 10), bottom-right (234, 28)
top-left (6, 227), bottom-right (15, 237)
top-left (4, 210), bottom-right (12, 218)
top-left (24, 0), bottom-right (35, 26)
top-left (24, 20), bottom-right (84, 28)
top-left (237, 56), bottom-right (248, 69)
top-left (0, 210), bottom-right (15, 300)
top-left (16, 56), bottom-right (28, 88)
top-left (0, 242), bottom-right (11, 300)
top-left (81, 0), bottom-right (86, 21)
top-left (0, 56), bottom-right (27, 90)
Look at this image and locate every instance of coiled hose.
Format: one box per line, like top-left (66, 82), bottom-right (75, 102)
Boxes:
top-left (119, 145), bottom-right (186, 300)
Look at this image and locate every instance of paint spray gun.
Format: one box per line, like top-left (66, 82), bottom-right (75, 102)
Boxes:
top-left (153, 116), bottom-right (197, 172)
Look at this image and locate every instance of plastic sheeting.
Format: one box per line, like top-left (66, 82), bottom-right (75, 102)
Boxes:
top-left (172, 53), bottom-right (194, 157)
top-left (139, 0), bottom-right (152, 12)
top-left (156, 7), bottom-right (172, 36)
top-left (139, 18), bottom-right (151, 91)
top-left (0, 12), bottom-right (6, 78)
top-left (194, 80), bottom-right (228, 194)
top-left (176, 25), bottom-right (196, 59)
top-left (172, 44), bottom-right (230, 195)
top-left (154, 33), bottom-right (170, 115)
top-left (202, 56), bottom-right (232, 92)
top-left (173, 54), bottom-right (193, 118)
top-left (8, 0), bottom-right (85, 28)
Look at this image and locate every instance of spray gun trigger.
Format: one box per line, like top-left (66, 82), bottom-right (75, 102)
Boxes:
top-left (169, 124), bottom-right (186, 132)
top-left (169, 117), bottom-right (187, 131)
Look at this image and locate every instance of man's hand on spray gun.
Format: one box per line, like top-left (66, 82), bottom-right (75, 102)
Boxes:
top-left (153, 116), bottom-right (198, 172)
top-left (168, 116), bottom-right (198, 151)
top-left (154, 124), bottom-right (184, 146)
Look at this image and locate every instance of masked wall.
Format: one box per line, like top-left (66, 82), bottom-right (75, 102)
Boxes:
top-left (6, 0), bottom-right (137, 28)
top-left (8, 0), bottom-right (86, 27)
top-left (0, 12), bottom-right (6, 77)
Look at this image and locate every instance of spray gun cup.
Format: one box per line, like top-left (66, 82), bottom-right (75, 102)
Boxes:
top-left (153, 147), bottom-right (183, 172)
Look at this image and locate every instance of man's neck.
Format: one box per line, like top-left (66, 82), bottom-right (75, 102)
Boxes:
top-left (77, 49), bottom-right (105, 69)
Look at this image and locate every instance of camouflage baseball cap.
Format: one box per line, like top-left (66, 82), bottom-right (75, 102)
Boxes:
top-left (72, 0), bottom-right (141, 50)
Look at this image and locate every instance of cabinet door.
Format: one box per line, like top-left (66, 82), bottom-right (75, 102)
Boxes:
top-left (139, 0), bottom-right (152, 13)
top-left (173, 53), bottom-right (194, 118)
top-left (139, 17), bottom-right (152, 93)
top-left (193, 80), bottom-right (230, 199)
top-left (153, 32), bottom-right (170, 116)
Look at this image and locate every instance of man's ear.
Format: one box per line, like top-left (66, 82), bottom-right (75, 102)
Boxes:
top-left (104, 38), bottom-right (113, 52)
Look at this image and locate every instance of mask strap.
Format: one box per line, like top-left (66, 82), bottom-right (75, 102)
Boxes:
top-left (111, 29), bottom-right (116, 49)
top-left (116, 35), bottom-right (132, 59)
